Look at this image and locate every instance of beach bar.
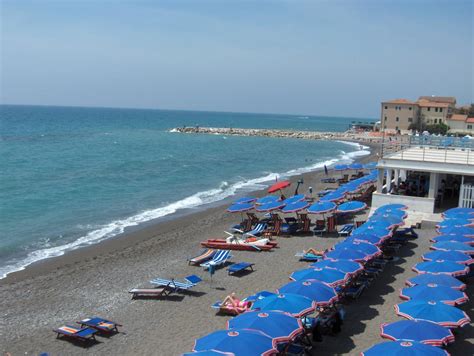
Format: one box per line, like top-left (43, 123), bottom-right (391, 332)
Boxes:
top-left (372, 136), bottom-right (474, 214)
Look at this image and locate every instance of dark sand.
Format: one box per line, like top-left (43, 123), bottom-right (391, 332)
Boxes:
top-left (1, 144), bottom-right (472, 355)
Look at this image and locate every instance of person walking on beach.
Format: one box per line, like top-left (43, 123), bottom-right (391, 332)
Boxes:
top-left (324, 165), bottom-right (328, 175)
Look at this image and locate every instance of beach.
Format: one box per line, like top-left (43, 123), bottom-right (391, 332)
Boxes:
top-left (1, 146), bottom-right (471, 355)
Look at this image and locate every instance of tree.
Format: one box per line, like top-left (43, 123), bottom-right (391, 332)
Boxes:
top-left (408, 122), bottom-right (449, 135)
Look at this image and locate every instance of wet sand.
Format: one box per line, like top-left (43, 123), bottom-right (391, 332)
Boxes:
top-left (0, 145), bottom-right (471, 355)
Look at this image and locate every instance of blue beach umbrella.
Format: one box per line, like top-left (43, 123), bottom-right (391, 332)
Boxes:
top-left (307, 201), bottom-right (336, 214)
top-left (422, 250), bottom-right (474, 264)
top-left (380, 320), bottom-right (455, 347)
top-left (226, 202), bottom-right (254, 213)
top-left (372, 209), bottom-right (408, 220)
top-left (233, 197), bottom-right (256, 204)
top-left (334, 164), bottom-right (349, 171)
top-left (349, 162), bottom-right (363, 170)
top-left (283, 195), bottom-right (305, 205)
top-left (374, 204), bottom-right (407, 214)
top-left (361, 340), bottom-right (449, 356)
top-left (443, 207), bottom-right (474, 217)
top-left (400, 284), bottom-right (468, 306)
top-left (309, 259), bottom-right (363, 275)
top-left (290, 267), bottom-right (349, 287)
top-left (395, 300), bottom-right (471, 328)
top-left (437, 218), bottom-right (473, 228)
top-left (430, 234), bottom-right (474, 245)
top-left (366, 216), bottom-right (404, 228)
top-left (345, 233), bottom-right (385, 245)
top-left (325, 247), bottom-right (371, 262)
top-left (193, 329), bottom-right (277, 356)
top-left (256, 201), bottom-right (285, 212)
top-left (334, 241), bottom-right (381, 258)
top-left (243, 291), bottom-right (277, 303)
top-left (336, 201), bottom-right (367, 214)
top-left (183, 351), bottom-right (235, 356)
top-left (251, 293), bottom-right (316, 317)
top-left (430, 241), bottom-right (474, 254)
top-left (277, 279), bottom-right (338, 306)
top-left (281, 200), bottom-right (309, 213)
top-left (412, 260), bottom-right (469, 277)
top-left (351, 226), bottom-right (393, 240)
top-left (227, 310), bottom-right (303, 344)
top-left (405, 274), bottom-right (466, 291)
top-left (255, 195), bottom-right (279, 205)
top-left (319, 190), bottom-right (346, 202)
top-left (363, 162), bottom-right (377, 169)
top-left (437, 226), bottom-right (474, 237)
top-left (354, 221), bottom-right (393, 233)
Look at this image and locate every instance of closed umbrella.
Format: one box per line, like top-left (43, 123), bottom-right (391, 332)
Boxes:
top-left (412, 260), bottom-right (470, 277)
top-left (380, 320), bottom-right (454, 347)
top-left (405, 274), bottom-right (466, 291)
top-left (399, 284), bottom-right (468, 306)
top-left (361, 340), bottom-right (449, 356)
top-left (277, 279), bottom-right (338, 306)
top-left (395, 300), bottom-right (471, 328)
top-left (193, 329), bottom-right (277, 355)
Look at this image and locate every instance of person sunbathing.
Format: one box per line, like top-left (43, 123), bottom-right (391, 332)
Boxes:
top-left (304, 248), bottom-right (325, 256)
top-left (221, 293), bottom-right (251, 314)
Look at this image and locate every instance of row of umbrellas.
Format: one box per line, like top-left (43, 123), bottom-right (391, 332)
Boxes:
top-left (361, 207), bottom-right (473, 355)
top-left (188, 203), bottom-right (408, 355)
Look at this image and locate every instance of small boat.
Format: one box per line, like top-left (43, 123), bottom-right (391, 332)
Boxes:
top-left (201, 235), bottom-right (277, 251)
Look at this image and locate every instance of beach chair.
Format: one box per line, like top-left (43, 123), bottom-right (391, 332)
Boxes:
top-left (337, 175), bottom-right (349, 185)
top-left (327, 216), bottom-right (337, 233)
top-left (243, 223), bottom-right (267, 238)
top-left (128, 287), bottom-right (172, 299)
top-left (297, 213), bottom-right (311, 233)
top-left (53, 325), bottom-right (97, 344)
top-left (295, 251), bottom-right (323, 262)
top-left (355, 220), bottom-right (365, 228)
top-left (227, 262), bottom-right (254, 275)
top-left (263, 214), bottom-right (283, 237)
top-left (321, 177), bottom-right (336, 183)
top-left (200, 250), bottom-right (232, 269)
top-left (77, 317), bottom-right (122, 334)
top-left (150, 274), bottom-right (202, 291)
top-left (342, 282), bottom-right (366, 300)
top-left (338, 224), bottom-right (354, 236)
top-left (313, 220), bottom-right (326, 236)
top-left (187, 249), bottom-right (216, 265)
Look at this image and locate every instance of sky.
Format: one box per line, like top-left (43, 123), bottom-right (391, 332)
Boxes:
top-left (1, 0), bottom-right (472, 118)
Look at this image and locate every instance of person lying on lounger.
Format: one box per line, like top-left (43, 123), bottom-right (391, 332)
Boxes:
top-left (221, 293), bottom-right (252, 313)
top-left (304, 248), bottom-right (326, 256)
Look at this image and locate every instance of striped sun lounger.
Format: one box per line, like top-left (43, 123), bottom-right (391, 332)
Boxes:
top-left (338, 224), bottom-right (354, 236)
top-left (200, 250), bottom-right (232, 269)
top-left (54, 325), bottom-right (97, 344)
top-left (188, 249), bottom-right (216, 265)
top-left (78, 317), bottom-right (122, 333)
top-left (243, 223), bottom-right (267, 238)
top-left (150, 274), bottom-right (202, 291)
top-left (128, 287), bottom-right (171, 299)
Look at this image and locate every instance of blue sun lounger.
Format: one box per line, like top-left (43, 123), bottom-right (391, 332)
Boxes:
top-left (54, 325), bottom-right (97, 344)
top-left (201, 249), bottom-right (232, 269)
top-left (295, 251), bottom-right (323, 261)
top-left (243, 223), bottom-right (267, 237)
top-left (150, 274), bottom-right (202, 291)
top-left (77, 317), bottom-right (121, 333)
top-left (338, 224), bottom-right (354, 236)
top-left (227, 262), bottom-right (254, 275)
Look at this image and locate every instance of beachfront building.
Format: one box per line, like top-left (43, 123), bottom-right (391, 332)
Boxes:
top-left (372, 136), bottom-right (474, 214)
top-left (380, 96), bottom-right (457, 134)
top-left (380, 99), bottom-right (419, 134)
top-left (446, 114), bottom-right (474, 134)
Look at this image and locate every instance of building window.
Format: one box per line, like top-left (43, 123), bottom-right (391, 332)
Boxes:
top-left (435, 108), bottom-right (438, 112)
top-left (408, 117), bottom-right (413, 122)
top-left (427, 107), bottom-right (431, 111)
top-left (396, 117), bottom-right (399, 122)
top-left (468, 125), bottom-right (473, 130)
top-left (409, 107), bottom-right (412, 110)
top-left (434, 119), bottom-right (438, 124)
top-left (395, 126), bottom-right (399, 131)
top-left (440, 108), bottom-right (443, 113)
top-left (384, 106), bottom-right (387, 109)
top-left (384, 116), bottom-right (387, 121)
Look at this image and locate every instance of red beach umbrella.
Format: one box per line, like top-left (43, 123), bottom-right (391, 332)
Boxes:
top-left (268, 180), bottom-right (291, 193)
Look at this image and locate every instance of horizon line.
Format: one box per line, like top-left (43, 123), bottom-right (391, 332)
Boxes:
top-left (0, 102), bottom-right (378, 121)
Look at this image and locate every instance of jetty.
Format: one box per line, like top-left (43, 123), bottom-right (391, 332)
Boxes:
top-left (171, 126), bottom-right (383, 143)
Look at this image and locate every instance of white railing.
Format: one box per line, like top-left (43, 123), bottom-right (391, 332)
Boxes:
top-left (382, 143), bottom-right (474, 165)
top-left (459, 184), bottom-right (474, 208)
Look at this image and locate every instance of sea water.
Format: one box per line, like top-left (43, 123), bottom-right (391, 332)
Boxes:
top-left (0, 105), bottom-right (372, 278)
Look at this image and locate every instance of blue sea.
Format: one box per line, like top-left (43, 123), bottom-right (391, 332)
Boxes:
top-left (0, 105), bottom-right (373, 278)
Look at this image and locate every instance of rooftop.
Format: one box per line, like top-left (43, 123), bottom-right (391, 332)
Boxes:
top-left (418, 96), bottom-right (456, 104)
top-left (449, 114), bottom-right (468, 121)
top-left (382, 99), bottom-right (416, 105)
top-left (417, 100), bottom-right (450, 108)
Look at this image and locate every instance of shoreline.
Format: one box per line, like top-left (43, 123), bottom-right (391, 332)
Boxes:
top-left (0, 140), bottom-right (375, 285)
